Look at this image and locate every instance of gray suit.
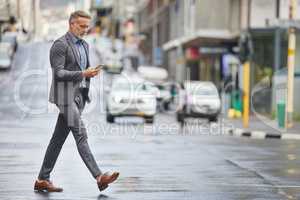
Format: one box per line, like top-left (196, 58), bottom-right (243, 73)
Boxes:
top-left (38, 32), bottom-right (102, 181)
top-left (49, 32), bottom-right (91, 105)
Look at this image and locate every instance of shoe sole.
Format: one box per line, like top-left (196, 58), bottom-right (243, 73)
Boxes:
top-left (34, 188), bottom-right (63, 192)
top-left (34, 185), bottom-right (63, 192)
top-left (98, 184), bottom-right (108, 191)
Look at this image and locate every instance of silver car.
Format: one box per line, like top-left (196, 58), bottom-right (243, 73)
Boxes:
top-left (0, 43), bottom-right (14, 69)
top-left (177, 81), bottom-right (221, 124)
top-left (106, 75), bottom-right (157, 123)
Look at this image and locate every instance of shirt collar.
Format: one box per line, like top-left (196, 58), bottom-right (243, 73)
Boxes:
top-left (68, 31), bottom-right (82, 44)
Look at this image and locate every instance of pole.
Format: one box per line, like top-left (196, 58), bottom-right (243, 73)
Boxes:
top-left (286, 0), bottom-right (297, 128)
top-left (241, 0), bottom-right (252, 128)
top-left (152, 0), bottom-right (158, 65)
top-left (6, 0), bottom-right (11, 16)
top-left (32, 0), bottom-right (36, 36)
top-left (243, 61), bottom-right (250, 128)
top-left (17, 0), bottom-right (20, 18)
top-left (276, 0), bottom-right (280, 18)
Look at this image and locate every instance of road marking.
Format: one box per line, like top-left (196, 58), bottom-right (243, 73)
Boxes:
top-left (228, 128), bottom-right (300, 140)
top-left (235, 128), bottom-right (244, 137)
top-left (203, 182), bottom-right (300, 188)
top-left (282, 133), bottom-right (300, 140)
top-left (251, 131), bottom-right (266, 139)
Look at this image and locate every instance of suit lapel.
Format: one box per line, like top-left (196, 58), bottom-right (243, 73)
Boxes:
top-left (83, 42), bottom-right (90, 69)
top-left (65, 33), bottom-right (81, 69)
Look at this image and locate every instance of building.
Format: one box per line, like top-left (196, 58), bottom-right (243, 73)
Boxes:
top-left (135, 0), bottom-right (300, 119)
top-left (248, 0), bottom-right (300, 117)
top-left (136, 0), bottom-right (241, 86)
top-left (0, 0), bottom-right (42, 38)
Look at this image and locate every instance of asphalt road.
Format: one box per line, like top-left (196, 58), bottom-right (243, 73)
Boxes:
top-left (0, 41), bottom-right (300, 200)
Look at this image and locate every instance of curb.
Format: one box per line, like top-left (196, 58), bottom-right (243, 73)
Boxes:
top-left (225, 128), bottom-right (300, 140)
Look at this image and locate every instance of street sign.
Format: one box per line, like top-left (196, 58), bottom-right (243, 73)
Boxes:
top-left (199, 47), bottom-right (228, 54)
top-left (267, 19), bottom-right (300, 29)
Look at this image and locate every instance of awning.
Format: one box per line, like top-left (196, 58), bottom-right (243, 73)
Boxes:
top-left (162, 29), bottom-right (239, 51)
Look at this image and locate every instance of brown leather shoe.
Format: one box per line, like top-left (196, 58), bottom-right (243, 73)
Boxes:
top-left (34, 180), bottom-right (63, 192)
top-left (96, 172), bottom-right (119, 191)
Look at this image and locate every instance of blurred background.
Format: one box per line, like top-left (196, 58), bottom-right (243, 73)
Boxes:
top-left (1, 0), bottom-right (300, 126)
top-left (1, 1), bottom-right (300, 199)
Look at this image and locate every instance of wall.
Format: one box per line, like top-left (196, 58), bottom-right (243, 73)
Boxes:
top-left (169, 0), bottom-right (184, 40)
top-left (250, 0), bottom-right (276, 28)
top-left (194, 0), bottom-right (240, 31)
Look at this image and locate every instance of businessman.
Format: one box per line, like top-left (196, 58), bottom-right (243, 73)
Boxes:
top-left (34, 10), bottom-right (119, 193)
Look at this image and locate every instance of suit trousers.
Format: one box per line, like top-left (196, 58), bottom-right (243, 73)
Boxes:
top-left (38, 93), bottom-right (101, 180)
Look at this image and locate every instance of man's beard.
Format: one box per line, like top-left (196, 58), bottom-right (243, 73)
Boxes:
top-left (78, 32), bottom-right (86, 38)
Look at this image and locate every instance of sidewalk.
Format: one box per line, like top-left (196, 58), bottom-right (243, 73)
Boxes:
top-left (225, 116), bottom-right (300, 140)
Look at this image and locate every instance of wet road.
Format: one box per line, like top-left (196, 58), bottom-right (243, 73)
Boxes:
top-left (0, 42), bottom-right (300, 200)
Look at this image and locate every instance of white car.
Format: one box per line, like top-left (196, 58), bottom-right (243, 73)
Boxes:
top-left (137, 66), bottom-right (171, 110)
top-left (0, 43), bottom-right (14, 69)
top-left (177, 81), bottom-right (221, 124)
top-left (155, 83), bottom-right (172, 110)
top-left (106, 76), bottom-right (157, 123)
top-left (1, 32), bottom-right (18, 52)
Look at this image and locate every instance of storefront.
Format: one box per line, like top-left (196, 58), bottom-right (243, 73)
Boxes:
top-left (184, 44), bottom-right (237, 89)
top-left (250, 27), bottom-right (300, 116)
top-left (163, 30), bottom-right (239, 84)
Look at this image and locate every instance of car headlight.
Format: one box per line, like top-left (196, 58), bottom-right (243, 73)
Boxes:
top-left (206, 102), bottom-right (220, 110)
top-left (113, 96), bottom-right (122, 103)
top-left (137, 99), bottom-right (145, 104)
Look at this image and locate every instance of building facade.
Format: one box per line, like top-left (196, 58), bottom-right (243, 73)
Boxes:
top-left (136, 0), bottom-right (241, 85)
top-left (135, 0), bottom-right (300, 118)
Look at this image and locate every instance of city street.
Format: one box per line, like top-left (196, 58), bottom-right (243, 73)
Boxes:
top-left (0, 41), bottom-right (300, 200)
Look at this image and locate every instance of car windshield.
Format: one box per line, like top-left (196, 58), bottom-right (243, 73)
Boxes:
top-left (0, 52), bottom-right (9, 59)
top-left (189, 86), bottom-right (218, 96)
top-left (2, 36), bottom-right (15, 43)
top-left (196, 89), bottom-right (217, 96)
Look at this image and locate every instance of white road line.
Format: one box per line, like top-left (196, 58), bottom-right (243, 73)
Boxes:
top-left (251, 131), bottom-right (267, 139)
top-left (204, 182), bottom-right (300, 188)
top-left (234, 128), bottom-right (244, 137)
top-left (281, 133), bottom-right (300, 140)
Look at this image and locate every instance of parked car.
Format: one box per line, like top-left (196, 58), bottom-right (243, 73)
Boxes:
top-left (1, 32), bottom-right (18, 52)
top-left (137, 66), bottom-right (172, 110)
top-left (155, 83), bottom-right (172, 110)
top-left (106, 75), bottom-right (157, 123)
top-left (177, 81), bottom-right (221, 124)
top-left (0, 43), bottom-right (14, 69)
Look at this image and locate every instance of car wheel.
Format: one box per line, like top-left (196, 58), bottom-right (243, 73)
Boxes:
top-left (209, 116), bottom-right (218, 123)
top-left (177, 112), bottom-right (185, 125)
top-left (106, 113), bottom-right (115, 123)
top-left (145, 116), bottom-right (154, 124)
top-left (163, 101), bottom-right (170, 111)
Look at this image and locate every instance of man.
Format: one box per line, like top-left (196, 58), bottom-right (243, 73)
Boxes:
top-left (34, 10), bottom-right (119, 193)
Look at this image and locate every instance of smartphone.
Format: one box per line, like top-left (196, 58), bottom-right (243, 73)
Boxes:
top-left (94, 64), bottom-right (105, 70)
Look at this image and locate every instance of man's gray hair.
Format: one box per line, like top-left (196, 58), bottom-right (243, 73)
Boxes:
top-left (69, 10), bottom-right (91, 24)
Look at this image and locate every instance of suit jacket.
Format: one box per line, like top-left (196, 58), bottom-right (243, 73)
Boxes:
top-left (49, 32), bottom-right (91, 106)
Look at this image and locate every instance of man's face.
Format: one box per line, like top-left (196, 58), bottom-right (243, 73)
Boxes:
top-left (70, 17), bottom-right (90, 38)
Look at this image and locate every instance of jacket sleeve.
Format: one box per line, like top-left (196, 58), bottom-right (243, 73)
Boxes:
top-left (50, 40), bottom-right (83, 81)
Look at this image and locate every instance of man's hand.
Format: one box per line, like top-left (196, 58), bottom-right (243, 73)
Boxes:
top-left (82, 68), bottom-right (101, 78)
